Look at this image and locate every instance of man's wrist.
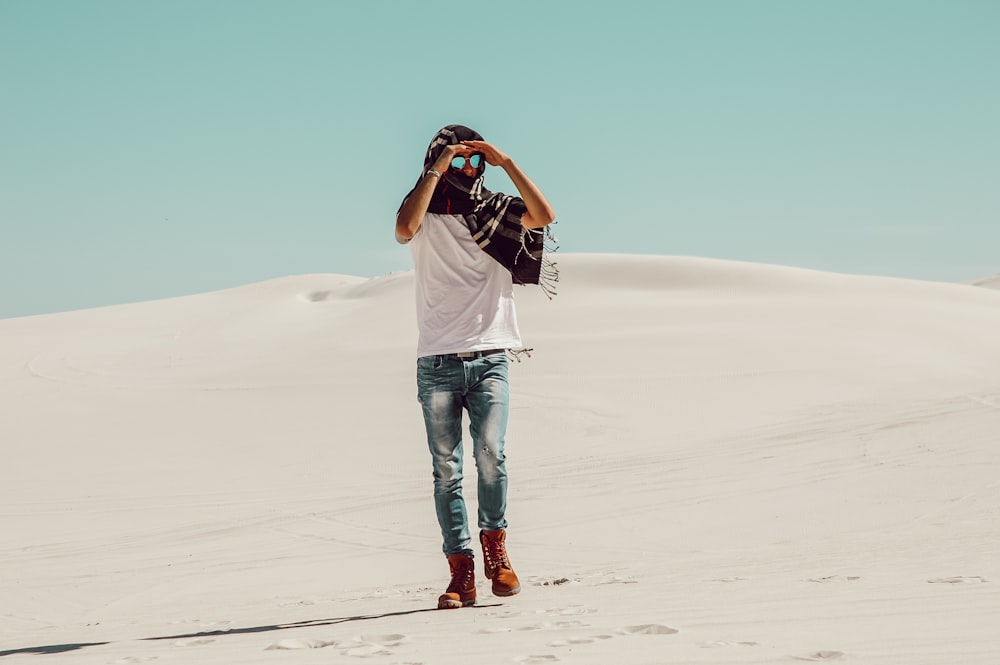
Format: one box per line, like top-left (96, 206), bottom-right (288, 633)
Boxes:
top-left (425, 169), bottom-right (442, 179)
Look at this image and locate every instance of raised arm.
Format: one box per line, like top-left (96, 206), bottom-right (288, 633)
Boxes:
top-left (395, 144), bottom-right (463, 243)
top-left (462, 140), bottom-right (556, 230)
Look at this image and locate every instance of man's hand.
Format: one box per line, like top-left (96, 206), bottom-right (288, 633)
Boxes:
top-left (431, 143), bottom-right (470, 174)
top-left (461, 140), bottom-right (510, 168)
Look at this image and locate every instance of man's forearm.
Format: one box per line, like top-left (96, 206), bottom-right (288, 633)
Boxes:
top-left (501, 159), bottom-right (556, 230)
top-left (395, 171), bottom-right (441, 243)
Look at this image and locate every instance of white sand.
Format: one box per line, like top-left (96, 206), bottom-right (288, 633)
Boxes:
top-left (2, 253), bottom-right (999, 664)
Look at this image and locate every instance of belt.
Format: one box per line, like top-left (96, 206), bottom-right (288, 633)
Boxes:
top-left (451, 349), bottom-right (505, 359)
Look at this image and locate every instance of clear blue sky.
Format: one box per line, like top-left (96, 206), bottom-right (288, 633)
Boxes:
top-left (2, 0), bottom-right (997, 318)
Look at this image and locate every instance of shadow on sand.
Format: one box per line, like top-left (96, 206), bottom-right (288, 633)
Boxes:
top-left (0, 604), bottom-right (502, 658)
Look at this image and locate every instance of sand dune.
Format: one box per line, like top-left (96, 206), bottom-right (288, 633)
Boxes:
top-left (2, 254), bottom-right (999, 664)
top-left (970, 274), bottom-right (1000, 290)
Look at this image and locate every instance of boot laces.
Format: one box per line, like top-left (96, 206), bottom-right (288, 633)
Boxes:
top-left (483, 535), bottom-right (511, 573)
top-left (448, 557), bottom-right (474, 592)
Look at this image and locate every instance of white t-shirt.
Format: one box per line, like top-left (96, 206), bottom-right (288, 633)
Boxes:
top-left (408, 212), bottom-right (523, 358)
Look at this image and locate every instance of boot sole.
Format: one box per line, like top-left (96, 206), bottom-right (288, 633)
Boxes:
top-left (438, 597), bottom-right (476, 609)
top-left (492, 585), bottom-right (521, 597)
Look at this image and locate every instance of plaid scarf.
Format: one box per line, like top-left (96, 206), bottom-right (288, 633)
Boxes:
top-left (400, 125), bottom-right (558, 297)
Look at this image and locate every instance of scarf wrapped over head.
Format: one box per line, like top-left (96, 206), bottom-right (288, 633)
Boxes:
top-left (400, 124), bottom-right (558, 296)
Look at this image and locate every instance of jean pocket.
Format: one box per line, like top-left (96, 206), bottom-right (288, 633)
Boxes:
top-left (417, 355), bottom-right (445, 371)
top-left (486, 353), bottom-right (509, 368)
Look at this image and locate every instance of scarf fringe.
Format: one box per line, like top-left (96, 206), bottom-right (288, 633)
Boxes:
top-left (506, 347), bottom-right (534, 362)
top-left (513, 222), bottom-right (560, 299)
top-left (538, 223), bottom-right (559, 299)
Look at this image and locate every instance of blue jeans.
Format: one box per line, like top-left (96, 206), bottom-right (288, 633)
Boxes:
top-left (416, 353), bottom-right (510, 557)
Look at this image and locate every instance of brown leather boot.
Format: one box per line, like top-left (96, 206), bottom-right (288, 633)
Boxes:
top-left (438, 553), bottom-right (476, 609)
top-left (480, 529), bottom-right (521, 597)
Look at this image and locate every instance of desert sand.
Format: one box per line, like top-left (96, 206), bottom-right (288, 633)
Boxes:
top-left (2, 253), bottom-right (999, 664)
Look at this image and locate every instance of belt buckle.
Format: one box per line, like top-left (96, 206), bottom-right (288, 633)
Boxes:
top-left (456, 351), bottom-right (476, 359)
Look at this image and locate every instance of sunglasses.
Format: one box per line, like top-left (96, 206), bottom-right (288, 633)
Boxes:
top-left (451, 154), bottom-right (483, 169)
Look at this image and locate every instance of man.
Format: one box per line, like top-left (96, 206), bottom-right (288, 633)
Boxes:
top-left (395, 125), bottom-right (556, 609)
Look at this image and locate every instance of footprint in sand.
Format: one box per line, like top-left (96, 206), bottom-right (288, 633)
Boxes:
top-left (278, 598), bottom-right (316, 607)
top-left (795, 651), bottom-right (845, 661)
top-left (620, 624), bottom-right (679, 636)
top-left (547, 637), bottom-right (604, 647)
top-left (928, 576), bottom-right (988, 584)
top-left (515, 620), bottom-right (587, 632)
top-left (343, 644), bottom-right (392, 657)
top-left (699, 640), bottom-right (759, 648)
top-left (340, 634), bottom-right (408, 658)
top-left (528, 573), bottom-right (634, 587)
top-left (552, 620), bottom-right (589, 629)
top-left (357, 633), bottom-right (407, 646)
top-left (533, 606), bottom-right (593, 617)
top-left (265, 639), bottom-right (338, 650)
top-left (596, 576), bottom-right (637, 585)
top-left (530, 577), bottom-right (574, 587)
